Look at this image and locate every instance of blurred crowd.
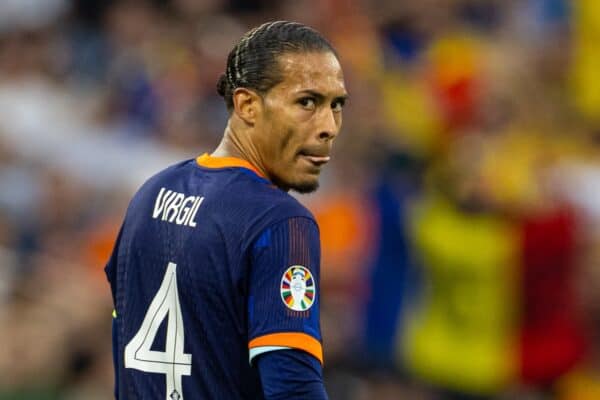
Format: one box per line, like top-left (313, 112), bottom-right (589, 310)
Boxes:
top-left (1, 0), bottom-right (600, 399)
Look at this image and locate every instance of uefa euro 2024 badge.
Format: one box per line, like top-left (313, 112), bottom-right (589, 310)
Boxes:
top-left (280, 265), bottom-right (315, 311)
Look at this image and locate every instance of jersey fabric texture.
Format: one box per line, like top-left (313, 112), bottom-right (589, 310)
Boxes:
top-left (257, 349), bottom-right (328, 399)
top-left (105, 154), bottom-right (323, 399)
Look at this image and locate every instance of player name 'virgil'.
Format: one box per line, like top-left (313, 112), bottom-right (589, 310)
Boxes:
top-left (152, 187), bottom-right (204, 227)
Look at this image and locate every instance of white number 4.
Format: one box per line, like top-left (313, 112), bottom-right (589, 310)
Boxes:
top-left (125, 262), bottom-right (192, 400)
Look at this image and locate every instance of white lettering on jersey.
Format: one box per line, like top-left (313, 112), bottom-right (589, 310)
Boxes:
top-left (165, 193), bottom-right (185, 222)
top-left (152, 188), bottom-right (175, 219)
top-left (186, 196), bottom-right (203, 227)
top-left (152, 187), bottom-right (203, 228)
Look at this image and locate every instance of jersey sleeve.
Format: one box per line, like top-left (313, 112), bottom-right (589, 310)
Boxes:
top-left (248, 216), bottom-right (323, 365)
top-left (105, 223), bottom-right (124, 305)
top-left (104, 224), bottom-right (124, 399)
top-left (257, 349), bottom-right (328, 399)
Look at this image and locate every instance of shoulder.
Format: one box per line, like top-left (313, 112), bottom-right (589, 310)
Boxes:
top-left (201, 165), bottom-right (315, 222)
top-left (217, 178), bottom-right (317, 248)
top-left (250, 184), bottom-right (317, 229)
top-left (265, 188), bottom-right (314, 220)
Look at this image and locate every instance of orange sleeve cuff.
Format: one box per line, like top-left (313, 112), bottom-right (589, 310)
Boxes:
top-left (249, 332), bottom-right (323, 365)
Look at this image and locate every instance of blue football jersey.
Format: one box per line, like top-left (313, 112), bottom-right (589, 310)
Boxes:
top-left (105, 154), bottom-right (323, 399)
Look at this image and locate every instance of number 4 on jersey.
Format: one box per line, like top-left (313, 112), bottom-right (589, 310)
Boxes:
top-left (125, 262), bottom-right (192, 400)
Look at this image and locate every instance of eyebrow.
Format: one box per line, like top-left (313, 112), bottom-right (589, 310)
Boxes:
top-left (298, 89), bottom-right (349, 102)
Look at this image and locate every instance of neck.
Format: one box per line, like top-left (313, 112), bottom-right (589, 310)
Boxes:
top-left (212, 120), bottom-right (269, 179)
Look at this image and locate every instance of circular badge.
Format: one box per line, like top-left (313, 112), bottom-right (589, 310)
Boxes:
top-left (280, 265), bottom-right (316, 311)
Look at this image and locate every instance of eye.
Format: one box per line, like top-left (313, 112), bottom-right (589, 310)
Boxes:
top-left (331, 98), bottom-right (346, 113)
top-left (298, 97), bottom-right (316, 110)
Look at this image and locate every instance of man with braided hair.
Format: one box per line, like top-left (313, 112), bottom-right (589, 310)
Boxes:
top-left (105, 21), bottom-right (347, 399)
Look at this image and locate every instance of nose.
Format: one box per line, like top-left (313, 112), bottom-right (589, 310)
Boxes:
top-left (317, 108), bottom-right (340, 142)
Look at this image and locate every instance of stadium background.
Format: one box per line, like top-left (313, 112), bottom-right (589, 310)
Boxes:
top-left (1, 0), bottom-right (600, 398)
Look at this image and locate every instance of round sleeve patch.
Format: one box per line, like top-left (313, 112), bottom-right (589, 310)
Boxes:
top-left (280, 265), bottom-right (316, 311)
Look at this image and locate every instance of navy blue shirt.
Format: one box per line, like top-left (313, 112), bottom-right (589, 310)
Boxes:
top-left (106, 154), bottom-right (324, 399)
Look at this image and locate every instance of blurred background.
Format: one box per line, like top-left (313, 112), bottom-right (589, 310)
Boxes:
top-left (1, 0), bottom-right (600, 398)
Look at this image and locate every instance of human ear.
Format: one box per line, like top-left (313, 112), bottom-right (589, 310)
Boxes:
top-left (232, 88), bottom-right (262, 125)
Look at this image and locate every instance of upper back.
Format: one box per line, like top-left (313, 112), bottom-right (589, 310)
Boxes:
top-left (108, 156), bottom-right (314, 399)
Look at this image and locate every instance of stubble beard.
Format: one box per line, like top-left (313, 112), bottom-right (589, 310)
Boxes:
top-left (291, 180), bottom-right (320, 194)
top-left (272, 174), bottom-right (320, 194)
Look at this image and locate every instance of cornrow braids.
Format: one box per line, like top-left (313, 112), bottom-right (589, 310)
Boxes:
top-left (216, 21), bottom-right (337, 111)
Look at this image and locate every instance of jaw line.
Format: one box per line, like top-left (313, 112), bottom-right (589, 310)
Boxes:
top-left (270, 167), bottom-right (320, 194)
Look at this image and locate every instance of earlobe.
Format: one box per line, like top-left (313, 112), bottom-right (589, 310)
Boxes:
top-left (232, 88), bottom-right (261, 125)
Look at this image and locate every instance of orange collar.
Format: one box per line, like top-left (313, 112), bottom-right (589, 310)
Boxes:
top-left (196, 153), bottom-right (267, 179)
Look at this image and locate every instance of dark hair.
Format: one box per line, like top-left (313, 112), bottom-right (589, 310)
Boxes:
top-left (216, 21), bottom-right (337, 110)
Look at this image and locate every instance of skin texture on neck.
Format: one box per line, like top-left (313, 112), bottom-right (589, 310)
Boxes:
top-left (212, 118), bottom-right (269, 178)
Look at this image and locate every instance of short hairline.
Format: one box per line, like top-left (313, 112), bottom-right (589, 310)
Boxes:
top-left (252, 49), bottom-right (338, 95)
top-left (226, 48), bottom-right (338, 111)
